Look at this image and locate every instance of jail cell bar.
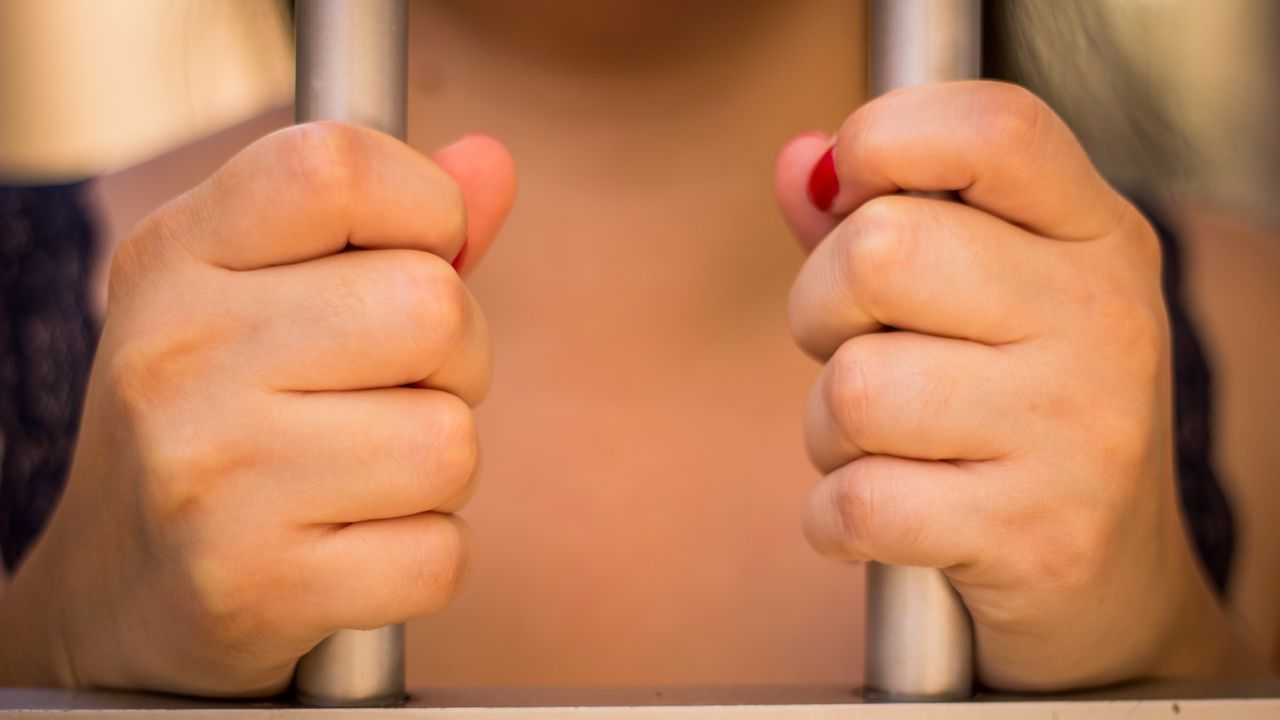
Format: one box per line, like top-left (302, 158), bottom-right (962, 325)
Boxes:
top-left (1, 0), bottom-right (1267, 716)
top-left (863, 0), bottom-right (981, 702)
top-left (287, 0), bottom-right (978, 707)
top-left (292, 0), bottom-right (409, 707)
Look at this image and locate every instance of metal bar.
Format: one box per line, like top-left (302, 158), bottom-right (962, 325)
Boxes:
top-left (864, 0), bottom-right (982, 702)
top-left (295, 0), bottom-right (408, 139)
top-left (291, 0), bottom-right (409, 707)
top-left (293, 624), bottom-right (405, 707)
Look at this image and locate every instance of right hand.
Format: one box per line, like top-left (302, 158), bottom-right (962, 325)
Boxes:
top-left (1, 123), bottom-right (517, 696)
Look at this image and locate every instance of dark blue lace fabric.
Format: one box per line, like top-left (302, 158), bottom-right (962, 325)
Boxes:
top-left (0, 183), bottom-right (98, 573)
top-left (0, 183), bottom-right (1237, 595)
top-left (1143, 204), bottom-right (1235, 594)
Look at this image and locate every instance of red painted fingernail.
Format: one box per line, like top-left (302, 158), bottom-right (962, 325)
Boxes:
top-left (807, 147), bottom-right (839, 212)
top-left (451, 241), bottom-right (468, 272)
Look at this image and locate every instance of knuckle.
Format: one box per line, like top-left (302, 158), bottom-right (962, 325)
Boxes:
top-left (1088, 401), bottom-right (1155, 479)
top-left (830, 464), bottom-right (879, 557)
top-left (426, 394), bottom-right (480, 501)
top-left (441, 462), bottom-right (481, 513)
top-left (1035, 513), bottom-right (1107, 591)
top-left (1003, 495), bottom-right (1112, 594)
top-left (421, 263), bottom-right (472, 349)
top-left (827, 458), bottom-right (926, 563)
top-left (409, 517), bottom-right (471, 615)
top-left (973, 83), bottom-right (1051, 161)
top-left (108, 224), bottom-right (159, 297)
top-left (849, 195), bottom-right (908, 260)
top-left (837, 93), bottom-right (886, 175)
top-left (1123, 304), bottom-right (1167, 375)
top-left (825, 339), bottom-right (877, 445)
top-left (1112, 206), bottom-right (1166, 278)
top-left (1093, 288), bottom-right (1168, 380)
top-left (787, 278), bottom-right (834, 360)
top-left (107, 331), bottom-right (206, 423)
top-left (188, 549), bottom-right (270, 646)
top-left (845, 196), bottom-right (914, 319)
top-left (278, 122), bottom-right (368, 208)
top-left (1130, 214), bottom-right (1165, 273)
top-left (107, 201), bottom-right (196, 300)
top-left (107, 326), bottom-right (204, 416)
top-left (107, 339), bottom-right (163, 414)
top-left (436, 176), bottom-right (469, 247)
top-left (386, 253), bottom-right (468, 354)
top-left (141, 421), bottom-right (246, 525)
top-left (1084, 232), bottom-right (1169, 390)
top-left (109, 341), bottom-right (246, 523)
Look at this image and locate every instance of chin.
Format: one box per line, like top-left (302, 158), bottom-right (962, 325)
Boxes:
top-left (433, 0), bottom-right (779, 58)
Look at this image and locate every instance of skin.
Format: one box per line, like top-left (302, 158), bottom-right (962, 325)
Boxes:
top-left (0, 127), bottom-right (516, 695)
top-left (775, 84), bottom-right (1259, 689)
top-left (2, 0), bottom-right (1276, 695)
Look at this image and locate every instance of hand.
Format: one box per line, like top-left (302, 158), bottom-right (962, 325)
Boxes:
top-left (774, 81), bottom-right (1255, 690)
top-left (0, 124), bottom-right (517, 696)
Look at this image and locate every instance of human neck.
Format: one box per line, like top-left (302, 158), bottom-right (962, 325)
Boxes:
top-left (406, 0), bottom-right (866, 175)
top-left (405, 0), bottom-right (865, 330)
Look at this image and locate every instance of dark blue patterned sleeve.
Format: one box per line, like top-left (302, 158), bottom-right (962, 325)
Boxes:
top-left (1142, 202), bottom-right (1235, 595)
top-left (0, 183), bottom-right (99, 574)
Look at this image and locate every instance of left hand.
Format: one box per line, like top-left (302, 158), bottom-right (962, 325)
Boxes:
top-left (773, 81), bottom-right (1244, 690)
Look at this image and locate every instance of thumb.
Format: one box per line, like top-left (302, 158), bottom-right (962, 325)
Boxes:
top-left (774, 131), bottom-right (840, 255)
top-left (430, 133), bottom-right (518, 276)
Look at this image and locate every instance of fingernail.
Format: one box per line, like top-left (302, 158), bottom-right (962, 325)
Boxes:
top-left (451, 241), bottom-right (468, 272)
top-left (807, 146), bottom-right (839, 212)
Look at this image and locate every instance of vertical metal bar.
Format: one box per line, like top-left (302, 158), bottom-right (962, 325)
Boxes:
top-left (870, 0), bottom-right (981, 99)
top-left (291, 0), bottom-right (409, 707)
top-left (295, 0), bottom-right (408, 140)
top-left (864, 0), bottom-right (981, 702)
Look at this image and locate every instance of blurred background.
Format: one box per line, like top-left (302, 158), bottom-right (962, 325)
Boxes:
top-left (0, 0), bottom-right (292, 182)
top-left (2, 0), bottom-right (1277, 225)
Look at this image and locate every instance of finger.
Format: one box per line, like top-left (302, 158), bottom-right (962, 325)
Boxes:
top-left (306, 513), bottom-right (472, 632)
top-left (806, 332), bottom-right (1024, 473)
top-left (774, 131), bottom-right (842, 253)
top-left (823, 81), bottom-right (1126, 241)
top-left (258, 388), bottom-right (478, 524)
top-left (430, 133), bottom-right (518, 276)
top-left (177, 124), bottom-right (513, 271)
top-left (804, 455), bottom-right (987, 568)
top-left (242, 248), bottom-right (491, 403)
top-left (788, 194), bottom-right (1064, 359)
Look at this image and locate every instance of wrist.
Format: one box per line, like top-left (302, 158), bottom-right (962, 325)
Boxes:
top-left (1150, 556), bottom-right (1270, 680)
top-left (0, 536), bottom-right (78, 687)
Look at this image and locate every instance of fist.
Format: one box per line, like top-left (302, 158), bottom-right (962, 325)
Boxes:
top-left (775, 82), bottom-right (1224, 690)
top-left (27, 124), bottom-right (517, 696)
